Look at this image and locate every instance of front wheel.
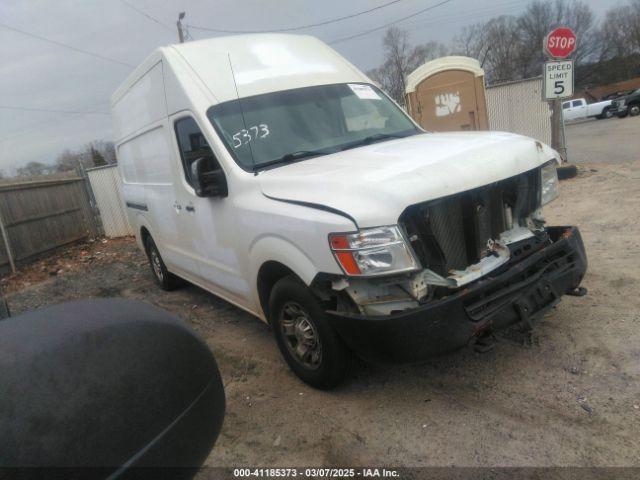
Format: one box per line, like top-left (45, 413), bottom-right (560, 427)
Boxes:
top-left (629, 104), bottom-right (640, 117)
top-left (269, 275), bottom-right (351, 389)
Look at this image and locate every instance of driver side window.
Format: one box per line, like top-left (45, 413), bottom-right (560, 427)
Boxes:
top-left (174, 117), bottom-right (220, 188)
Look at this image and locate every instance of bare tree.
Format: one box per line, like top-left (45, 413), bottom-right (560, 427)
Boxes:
top-left (483, 16), bottom-right (523, 83)
top-left (54, 140), bottom-right (117, 173)
top-left (55, 149), bottom-right (81, 172)
top-left (368, 27), bottom-right (448, 104)
top-left (517, 1), bottom-right (556, 78)
top-left (599, 1), bottom-right (640, 58)
top-left (17, 161), bottom-right (48, 177)
top-left (452, 23), bottom-right (487, 60)
top-left (450, 0), bottom-right (598, 83)
top-left (557, 0), bottom-right (598, 67)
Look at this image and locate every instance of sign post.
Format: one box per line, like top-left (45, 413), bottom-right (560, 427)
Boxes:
top-left (543, 27), bottom-right (577, 163)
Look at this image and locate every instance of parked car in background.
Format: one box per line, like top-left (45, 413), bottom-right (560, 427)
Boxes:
top-left (562, 98), bottom-right (613, 121)
top-left (112, 34), bottom-right (587, 389)
top-left (611, 89), bottom-right (640, 118)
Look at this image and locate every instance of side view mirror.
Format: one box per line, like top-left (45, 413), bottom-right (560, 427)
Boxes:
top-left (191, 157), bottom-right (228, 198)
top-left (0, 299), bottom-right (225, 474)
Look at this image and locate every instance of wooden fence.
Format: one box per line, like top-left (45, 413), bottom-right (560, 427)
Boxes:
top-left (0, 178), bottom-right (97, 272)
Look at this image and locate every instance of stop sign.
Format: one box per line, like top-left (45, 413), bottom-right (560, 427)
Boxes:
top-left (545, 27), bottom-right (577, 59)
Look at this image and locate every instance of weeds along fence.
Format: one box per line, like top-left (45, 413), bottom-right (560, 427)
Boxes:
top-left (0, 178), bottom-right (100, 273)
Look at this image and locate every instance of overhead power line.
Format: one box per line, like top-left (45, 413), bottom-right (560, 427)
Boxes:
top-left (0, 101), bottom-right (110, 144)
top-left (188, 0), bottom-right (407, 34)
top-left (119, 0), bottom-right (174, 32)
top-left (400, 0), bottom-right (526, 28)
top-left (0, 22), bottom-right (135, 68)
top-left (328, 0), bottom-right (454, 44)
top-left (0, 106), bottom-right (109, 115)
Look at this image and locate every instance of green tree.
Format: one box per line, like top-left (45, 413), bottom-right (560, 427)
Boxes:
top-left (90, 146), bottom-right (107, 167)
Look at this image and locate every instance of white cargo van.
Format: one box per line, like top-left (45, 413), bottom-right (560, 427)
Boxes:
top-left (111, 35), bottom-right (587, 388)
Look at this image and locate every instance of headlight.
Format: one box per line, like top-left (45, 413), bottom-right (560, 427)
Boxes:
top-left (329, 226), bottom-right (419, 276)
top-left (540, 160), bottom-right (559, 205)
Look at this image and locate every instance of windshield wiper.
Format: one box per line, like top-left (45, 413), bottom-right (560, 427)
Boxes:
top-left (254, 150), bottom-right (330, 171)
top-left (340, 133), bottom-right (406, 152)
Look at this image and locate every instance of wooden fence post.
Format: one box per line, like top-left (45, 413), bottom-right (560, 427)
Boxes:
top-left (0, 209), bottom-right (16, 274)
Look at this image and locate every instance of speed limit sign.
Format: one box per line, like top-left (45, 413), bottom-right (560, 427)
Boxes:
top-left (543, 60), bottom-right (574, 99)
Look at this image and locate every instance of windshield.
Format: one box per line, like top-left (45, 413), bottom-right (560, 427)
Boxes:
top-left (207, 83), bottom-right (420, 171)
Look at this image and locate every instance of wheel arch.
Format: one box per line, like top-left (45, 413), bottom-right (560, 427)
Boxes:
top-left (250, 236), bottom-right (322, 320)
top-left (256, 261), bottom-right (300, 322)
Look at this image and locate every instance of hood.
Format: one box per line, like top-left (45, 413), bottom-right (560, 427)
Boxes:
top-left (259, 131), bottom-right (559, 228)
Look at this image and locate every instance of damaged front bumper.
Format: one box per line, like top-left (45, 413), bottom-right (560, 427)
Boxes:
top-left (326, 226), bottom-right (587, 363)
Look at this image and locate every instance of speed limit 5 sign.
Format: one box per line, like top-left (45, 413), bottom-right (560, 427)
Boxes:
top-left (544, 60), bottom-right (574, 99)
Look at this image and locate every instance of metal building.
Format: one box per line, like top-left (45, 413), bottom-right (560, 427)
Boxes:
top-left (486, 77), bottom-right (552, 146)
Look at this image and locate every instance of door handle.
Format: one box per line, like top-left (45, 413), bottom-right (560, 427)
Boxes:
top-left (185, 205), bottom-right (195, 212)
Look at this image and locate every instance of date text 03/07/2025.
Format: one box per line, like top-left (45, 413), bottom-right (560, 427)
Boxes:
top-left (233, 467), bottom-right (400, 477)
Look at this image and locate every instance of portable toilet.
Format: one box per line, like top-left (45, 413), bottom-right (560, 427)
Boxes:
top-left (405, 56), bottom-right (489, 132)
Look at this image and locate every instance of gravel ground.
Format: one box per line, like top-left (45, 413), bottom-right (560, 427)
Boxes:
top-left (4, 161), bottom-right (640, 468)
top-left (565, 114), bottom-right (639, 164)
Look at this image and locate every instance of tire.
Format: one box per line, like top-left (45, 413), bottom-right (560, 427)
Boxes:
top-left (597, 107), bottom-right (612, 120)
top-left (144, 236), bottom-right (183, 291)
top-left (269, 275), bottom-right (351, 389)
top-left (629, 104), bottom-right (640, 117)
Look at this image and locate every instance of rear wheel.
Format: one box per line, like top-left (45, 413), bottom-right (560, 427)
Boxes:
top-left (144, 236), bottom-right (183, 291)
top-left (269, 275), bottom-right (351, 389)
top-left (597, 107), bottom-right (612, 120)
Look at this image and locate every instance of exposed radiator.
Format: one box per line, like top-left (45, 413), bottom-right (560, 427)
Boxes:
top-left (400, 168), bottom-right (540, 277)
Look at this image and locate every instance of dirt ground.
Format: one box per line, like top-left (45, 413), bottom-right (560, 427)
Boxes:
top-left (4, 160), bottom-right (640, 467)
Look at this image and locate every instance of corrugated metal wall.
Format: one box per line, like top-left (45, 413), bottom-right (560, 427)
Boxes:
top-left (486, 77), bottom-right (552, 146)
top-left (86, 165), bottom-right (133, 238)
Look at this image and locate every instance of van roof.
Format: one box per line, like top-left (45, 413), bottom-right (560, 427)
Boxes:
top-left (110, 34), bottom-right (368, 107)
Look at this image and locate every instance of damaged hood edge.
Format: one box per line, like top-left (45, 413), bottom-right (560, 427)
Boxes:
top-left (259, 131), bottom-right (559, 228)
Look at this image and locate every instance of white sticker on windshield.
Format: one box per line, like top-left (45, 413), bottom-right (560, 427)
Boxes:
top-left (348, 83), bottom-right (381, 100)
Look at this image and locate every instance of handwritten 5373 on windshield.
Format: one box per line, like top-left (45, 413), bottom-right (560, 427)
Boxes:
top-left (232, 124), bottom-right (270, 148)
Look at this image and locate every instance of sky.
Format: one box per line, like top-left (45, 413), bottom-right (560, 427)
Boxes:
top-left (0, 0), bottom-right (613, 174)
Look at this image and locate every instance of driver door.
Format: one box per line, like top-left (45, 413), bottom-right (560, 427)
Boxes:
top-left (170, 113), bottom-right (249, 304)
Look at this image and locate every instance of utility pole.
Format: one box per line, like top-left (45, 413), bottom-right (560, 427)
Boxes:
top-left (177, 12), bottom-right (185, 43)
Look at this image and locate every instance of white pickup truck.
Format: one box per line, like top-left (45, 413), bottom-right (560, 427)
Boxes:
top-left (562, 98), bottom-right (613, 121)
